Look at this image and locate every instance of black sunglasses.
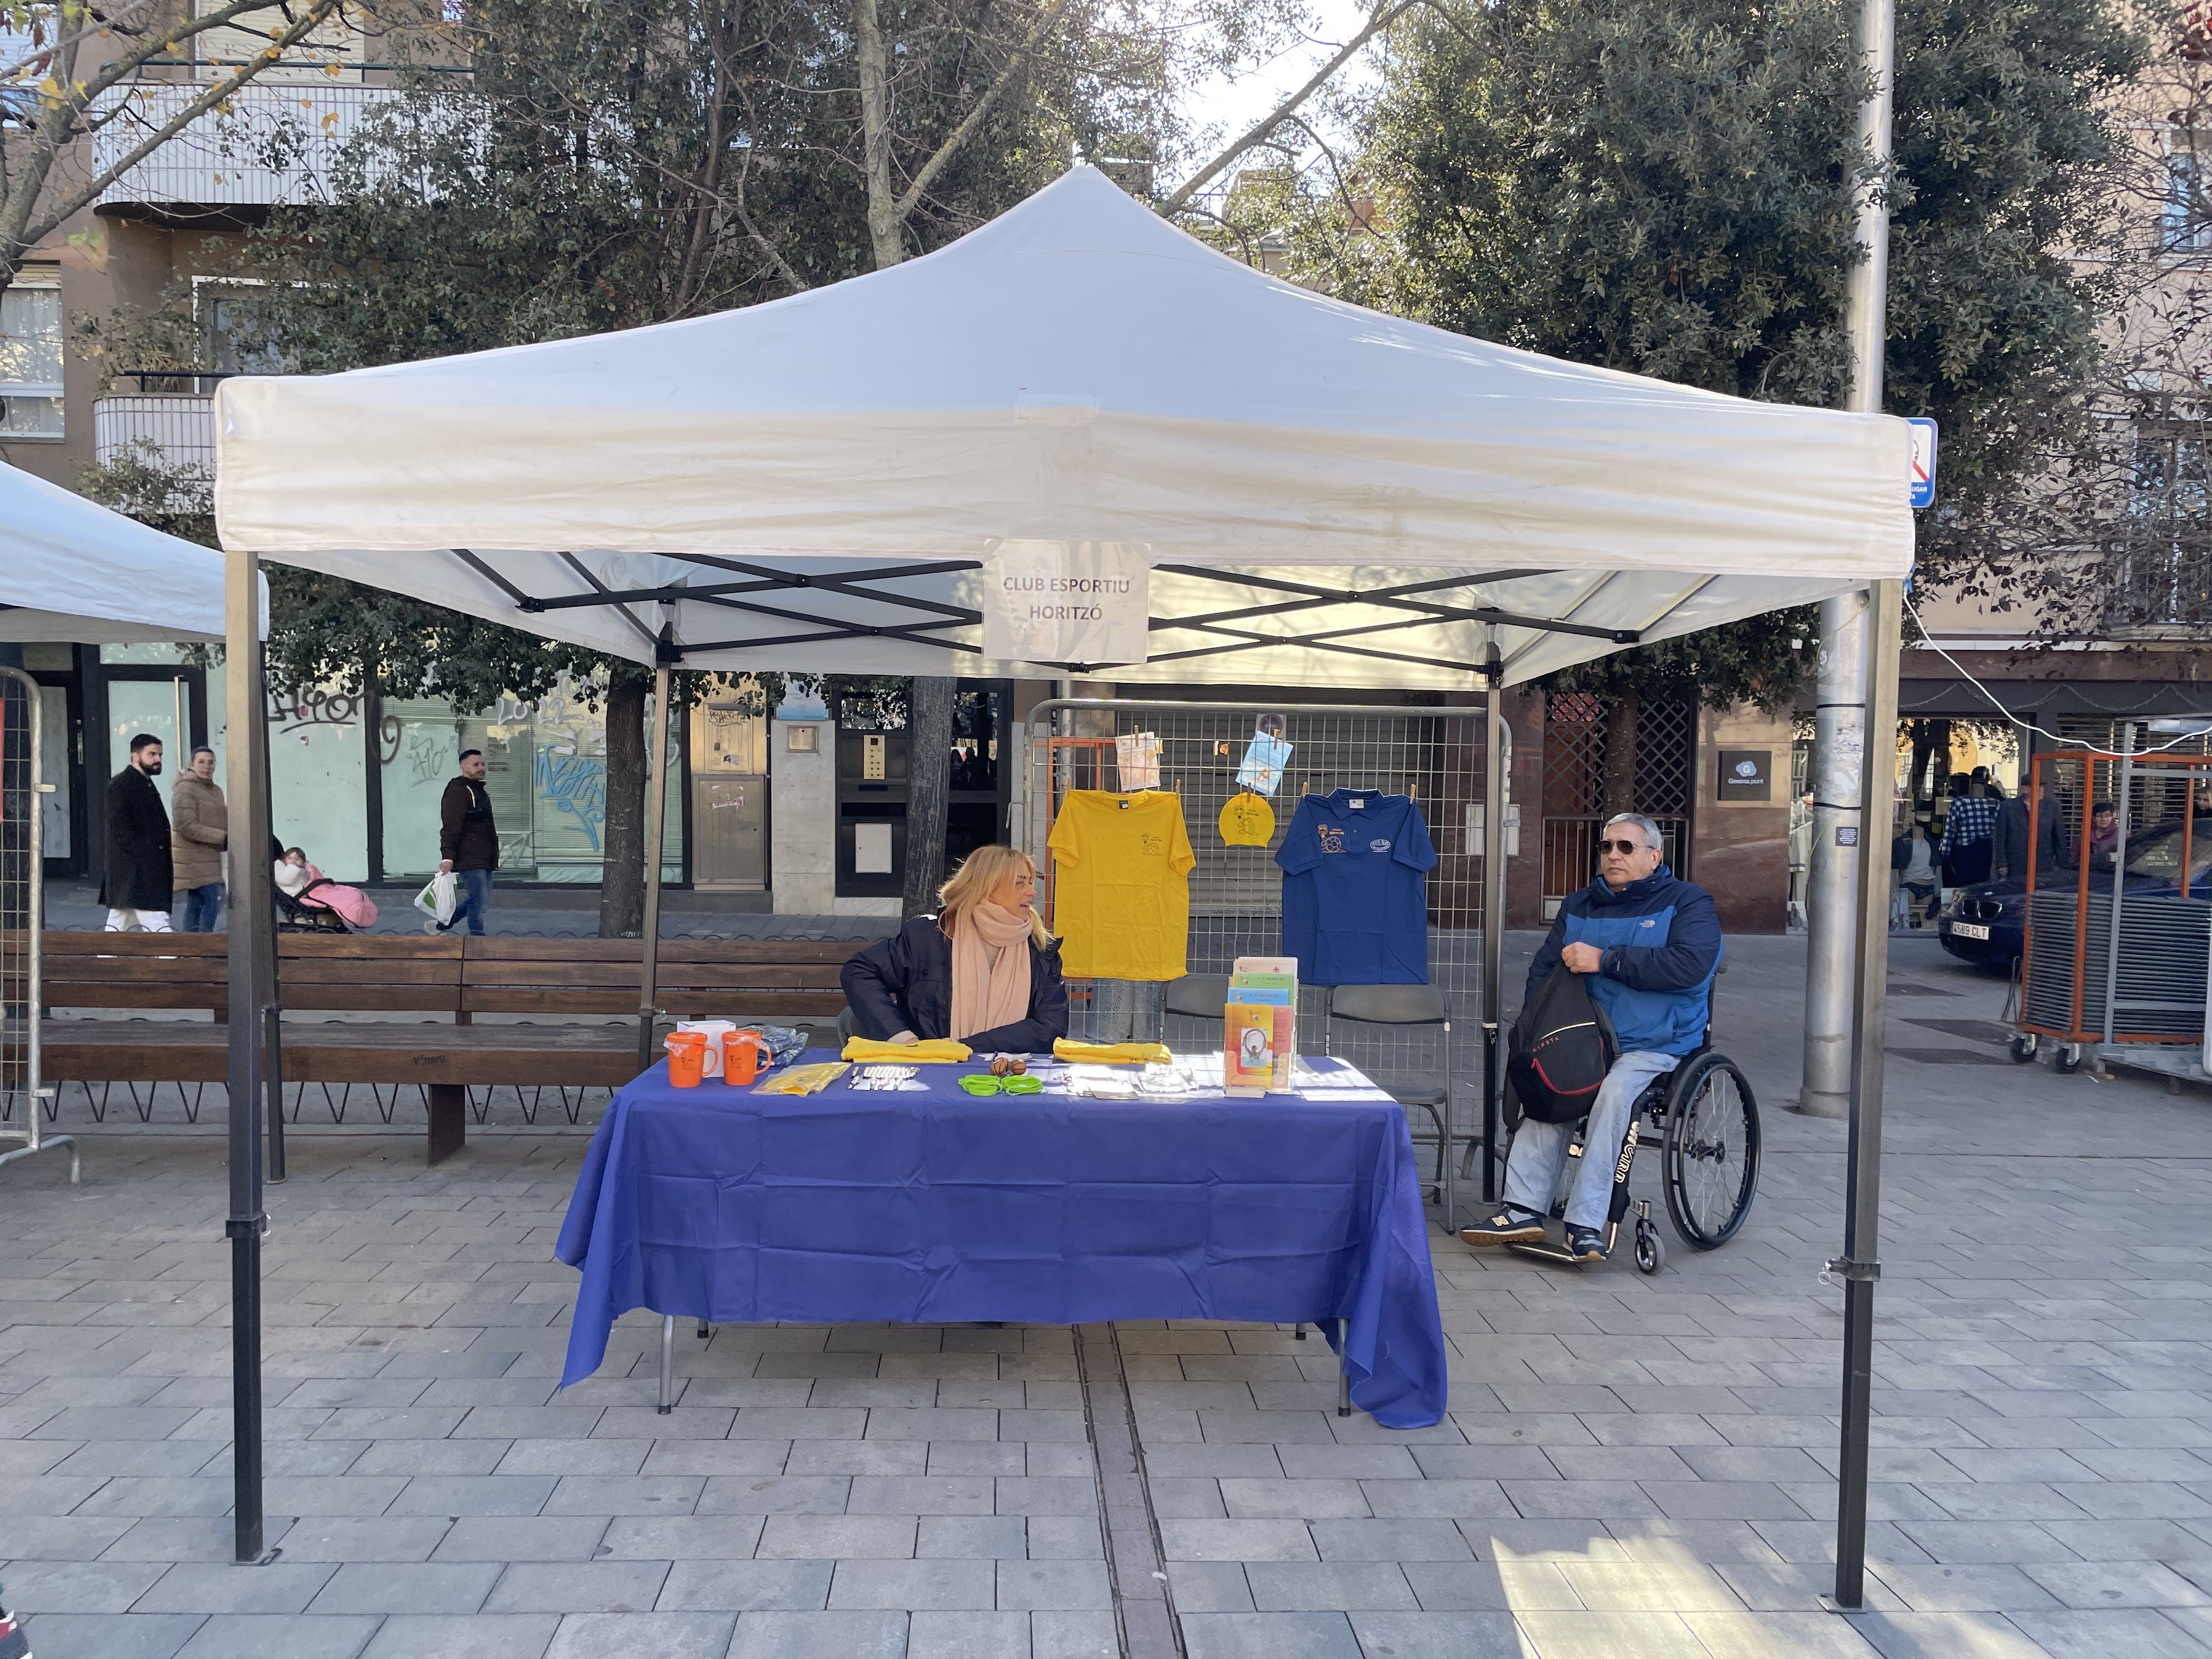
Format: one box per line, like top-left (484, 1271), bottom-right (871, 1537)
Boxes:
top-left (1598, 838), bottom-right (1649, 855)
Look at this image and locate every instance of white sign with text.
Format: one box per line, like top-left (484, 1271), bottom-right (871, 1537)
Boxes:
top-left (981, 541), bottom-right (1150, 665)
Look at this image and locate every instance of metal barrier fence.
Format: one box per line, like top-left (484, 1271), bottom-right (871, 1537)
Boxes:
top-left (2019, 744), bottom-right (2212, 1050)
top-left (1023, 698), bottom-right (1493, 1217)
top-left (0, 667), bottom-right (78, 1180)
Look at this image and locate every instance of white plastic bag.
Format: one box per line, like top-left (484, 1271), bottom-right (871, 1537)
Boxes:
top-left (413, 870), bottom-right (457, 926)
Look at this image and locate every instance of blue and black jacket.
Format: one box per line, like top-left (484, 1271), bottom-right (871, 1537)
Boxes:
top-left (1524, 865), bottom-right (1722, 1058)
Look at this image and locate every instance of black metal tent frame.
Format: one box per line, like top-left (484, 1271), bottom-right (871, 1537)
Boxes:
top-left (219, 541), bottom-right (1895, 1617)
top-left (444, 550), bottom-right (1645, 674)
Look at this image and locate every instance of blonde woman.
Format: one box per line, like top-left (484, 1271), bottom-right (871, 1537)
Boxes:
top-left (840, 845), bottom-right (1069, 1053)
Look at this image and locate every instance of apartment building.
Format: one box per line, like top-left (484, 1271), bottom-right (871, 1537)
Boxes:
top-left (1902, 35), bottom-right (2212, 778)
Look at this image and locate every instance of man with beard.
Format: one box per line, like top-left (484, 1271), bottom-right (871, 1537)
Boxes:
top-left (102, 733), bottom-right (176, 932)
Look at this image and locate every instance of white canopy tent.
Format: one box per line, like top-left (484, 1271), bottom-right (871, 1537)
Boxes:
top-left (1, 459), bottom-right (261, 644)
top-left (1, 465), bottom-right (263, 1186)
top-left (213, 165), bottom-right (1911, 689)
top-left (208, 162), bottom-right (1915, 1568)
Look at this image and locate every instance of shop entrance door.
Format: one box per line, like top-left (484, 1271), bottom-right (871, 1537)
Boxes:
top-left (690, 698), bottom-right (767, 890)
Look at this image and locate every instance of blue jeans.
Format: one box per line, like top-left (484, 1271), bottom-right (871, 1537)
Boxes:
top-left (179, 883), bottom-right (225, 933)
top-left (442, 867), bottom-right (493, 936)
top-left (1088, 979), bottom-right (1164, 1042)
top-left (1503, 1049), bottom-right (1680, 1231)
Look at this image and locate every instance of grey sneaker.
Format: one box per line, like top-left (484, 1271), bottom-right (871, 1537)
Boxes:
top-left (1565, 1226), bottom-right (1607, 1263)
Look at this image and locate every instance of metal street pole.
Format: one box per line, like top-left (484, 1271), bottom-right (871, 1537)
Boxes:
top-left (1801, 589), bottom-right (1867, 1119)
top-left (1803, 0), bottom-right (1899, 1124)
top-left (223, 546), bottom-right (274, 1565)
top-left (1828, 0), bottom-right (1898, 1608)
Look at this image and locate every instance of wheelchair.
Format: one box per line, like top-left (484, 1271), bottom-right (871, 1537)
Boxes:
top-left (1477, 975), bottom-right (1762, 1275)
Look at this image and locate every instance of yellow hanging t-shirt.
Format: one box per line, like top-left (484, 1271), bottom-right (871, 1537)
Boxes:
top-left (1047, 791), bottom-right (1197, 981)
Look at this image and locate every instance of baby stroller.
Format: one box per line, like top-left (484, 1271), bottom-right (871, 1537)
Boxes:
top-left (275, 875), bottom-right (353, 933)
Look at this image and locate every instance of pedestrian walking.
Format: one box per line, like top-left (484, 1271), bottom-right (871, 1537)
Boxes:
top-left (432, 747), bottom-right (498, 936)
top-left (171, 745), bottom-right (228, 932)
top-left (1939, 772), bottom-right (1999, 887)
top-left (101, 733), bottom-right (174, 932)
top-left (1992, 782), bottom-right (2062, 882)
top-left (1894, 821), bottom-right (1938, 924)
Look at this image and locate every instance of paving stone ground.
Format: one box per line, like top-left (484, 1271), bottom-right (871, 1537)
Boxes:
top-left (8, 932), bottom-right (2212, 1657)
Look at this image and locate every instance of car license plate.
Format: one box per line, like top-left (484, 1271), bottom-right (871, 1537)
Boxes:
top-left (1952, 922), bottom-right (1989, 940)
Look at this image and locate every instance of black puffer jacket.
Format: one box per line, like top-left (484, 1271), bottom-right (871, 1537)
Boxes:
top-left (842, 915), bottom-right (1069, 1054)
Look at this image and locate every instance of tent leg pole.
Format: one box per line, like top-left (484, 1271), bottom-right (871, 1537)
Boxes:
top-left (223, 546), bottom-right (273, 1566)
top-left (1480, 639), bottom-right (1506, 1209)
top-left (259, 643), bottom-right (285, 1187)
top-left (1833, 577), bottom-right (1902, 1609)
top-left (637, 663), bottom-right (672, 1073)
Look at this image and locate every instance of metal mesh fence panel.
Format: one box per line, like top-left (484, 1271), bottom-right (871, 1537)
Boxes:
top-left (1, 667), bottom-right (74, 1177)
top-left (1024, 698), bottom-right (1490, 1172)
top-left (1, 671), bottom-right (27, 1132)
top-left (2018, 747), bottom-right (2212, 1047)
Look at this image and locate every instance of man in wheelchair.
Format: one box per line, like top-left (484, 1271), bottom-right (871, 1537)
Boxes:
top-left (1462, 811), bottom-right (1723, 1262)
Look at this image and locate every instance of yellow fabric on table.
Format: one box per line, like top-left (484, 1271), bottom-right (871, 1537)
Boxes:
top-left (841, 1037), bottom-right (972, 1064)
top-left (1053, 1039), bottom-right (1172, 1065)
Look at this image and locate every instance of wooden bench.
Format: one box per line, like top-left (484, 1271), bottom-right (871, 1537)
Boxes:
top-left (32, 932), bottom-right (862, 1163)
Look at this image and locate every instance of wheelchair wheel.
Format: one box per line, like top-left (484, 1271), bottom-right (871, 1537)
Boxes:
top-left (1633, 1216), bottom-right (1665, 1275)
top-left (1662, 1053), bottom-right (1760, 1250)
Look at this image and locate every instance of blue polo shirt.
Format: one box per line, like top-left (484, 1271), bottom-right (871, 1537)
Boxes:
top-left (1276, 790), bottom-right (1438, 985)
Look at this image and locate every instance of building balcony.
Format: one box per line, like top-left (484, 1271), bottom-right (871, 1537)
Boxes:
top-left (92, 82), bottom-right (400, 212)
top-left (94, 394), bottom-right (216, 473)
top-left (2104, 545), bottom-right (2212, 637)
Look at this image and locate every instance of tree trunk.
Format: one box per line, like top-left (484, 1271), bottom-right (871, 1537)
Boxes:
top-left (902, 676), bottom-right (956, 918)
top-left (1601, 691), bottom-right (1641, 818)
top-left (853, 0), bottom-right (905, 270)
top-left (599, 674), bottom-right (648, 938)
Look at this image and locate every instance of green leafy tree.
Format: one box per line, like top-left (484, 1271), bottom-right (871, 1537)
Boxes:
top-left (1341, 0), bottom-right (2143, 539)
top-left (1241, 0), bottom-right (2145, 784)
top-left (88, 0), bottom-right (1199, 929)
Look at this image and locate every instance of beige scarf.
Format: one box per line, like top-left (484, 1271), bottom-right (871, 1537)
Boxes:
top-left (949, 901), bottom-right (1034, 1041)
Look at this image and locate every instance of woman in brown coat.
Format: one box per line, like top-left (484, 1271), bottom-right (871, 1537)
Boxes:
top-left (171, 746), bottom-right (229, 932)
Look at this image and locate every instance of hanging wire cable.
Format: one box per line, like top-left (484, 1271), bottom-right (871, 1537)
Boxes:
top-left (1900, 589), bottom-right (2212, 757)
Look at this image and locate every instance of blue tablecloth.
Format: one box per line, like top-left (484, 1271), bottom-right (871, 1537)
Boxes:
top-left (555, 1052), bottom-right (1448, 1428)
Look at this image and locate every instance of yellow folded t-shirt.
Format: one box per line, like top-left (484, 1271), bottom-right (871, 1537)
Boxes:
top-left (842, 1037), bottom-right (972, 1064)
top-left (1053, 1039), bottom-right (1172, 1065)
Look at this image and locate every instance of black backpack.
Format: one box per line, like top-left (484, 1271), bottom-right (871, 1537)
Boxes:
top-left (1505, 964), bottom-right (1621, 1128)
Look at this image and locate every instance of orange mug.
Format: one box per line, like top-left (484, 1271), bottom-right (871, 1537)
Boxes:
top-left (721, 1029), bottom-right (769, 1085)
top-left (664, 1030), bottom-right (707, 1088)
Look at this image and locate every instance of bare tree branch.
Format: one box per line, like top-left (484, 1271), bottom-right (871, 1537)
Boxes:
top-left (1159, 0), bottom-right (1412, 216)
top-left (2, 0), bottom-right (346, 290)
top-left (893, 0), bottom-right (1079, 223)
